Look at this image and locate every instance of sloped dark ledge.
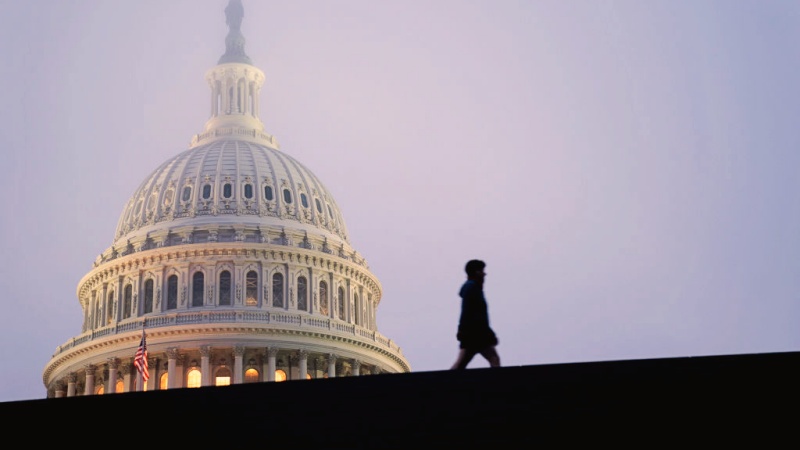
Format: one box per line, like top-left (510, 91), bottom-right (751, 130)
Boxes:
top-left (7, 351), bottom-right (798, 444)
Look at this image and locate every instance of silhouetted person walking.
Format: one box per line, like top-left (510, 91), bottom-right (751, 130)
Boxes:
top-left (450, 259), bottom-right (501, 369)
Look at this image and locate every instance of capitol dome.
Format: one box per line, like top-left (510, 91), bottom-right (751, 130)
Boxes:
top-left (43, 0), bottom-right (409, 398)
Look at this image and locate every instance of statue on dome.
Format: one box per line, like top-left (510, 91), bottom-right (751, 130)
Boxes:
top-left (225, 0), bottom-right (244, 31)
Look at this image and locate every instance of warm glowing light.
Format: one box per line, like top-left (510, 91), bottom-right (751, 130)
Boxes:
top-left (95, 385), bottom-right (104, 395)
top-left (115, 380), bottom-right (124, 393)
top-left (275, 369), bottom-right (287, 382)
top-left (216, 376), bottom-right (231, 386)
top-left (187, 369), bottom-right (202, 388)
top-left (245, 368), bottom-right (259, 383)
top-left (160, 373), bottom-right (168, 390)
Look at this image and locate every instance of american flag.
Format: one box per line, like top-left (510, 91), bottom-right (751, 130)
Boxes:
top-left (134, 328), bottom-right (149, 382)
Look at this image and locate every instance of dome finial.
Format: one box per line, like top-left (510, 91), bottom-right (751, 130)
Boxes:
top-left (219, 0), bottom-right (252, 65)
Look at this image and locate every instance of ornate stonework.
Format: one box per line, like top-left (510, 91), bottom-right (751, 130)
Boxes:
top-left (41, 0), bottom-right (408, 399)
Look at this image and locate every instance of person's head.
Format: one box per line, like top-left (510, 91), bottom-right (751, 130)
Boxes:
top-left (465, 259), bottom-right (486, 283)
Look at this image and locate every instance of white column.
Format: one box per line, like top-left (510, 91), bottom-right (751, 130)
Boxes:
top-left (54, 381), bottom-right (66, 398)
top-left (84, 365), bottom-right (96, 395)
top-left (328, 354), bottom-right (337, 378)
top-left (352, 360), bottom-right (361, 376)
top-left (145, 357), bottom-right (156, 391)
top-left (200, 346), bottom-right (212, 387)
top-left (267, 348), bottom-right (277, 381)
top-left (107, 358), bottom-right (119, 393)
top-left (299, 350), bottom-right (308, 380)
top-left (67, 373), bottom-right (77, 397)
top-left (120, 365), bottom-right (132, 392)
top-left (261, 350), bottom-right (269, 382)
top-left (234, 345), bottom-right (245, 384)
top-left (167, 348), bottom-right (179, 389)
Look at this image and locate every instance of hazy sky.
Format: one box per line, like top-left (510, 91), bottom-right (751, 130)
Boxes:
top-left (1, 0), bottom-right (799, 402)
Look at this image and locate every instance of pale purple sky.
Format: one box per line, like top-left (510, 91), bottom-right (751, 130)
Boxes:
top-left (1, 0), bottom-right (799, 402)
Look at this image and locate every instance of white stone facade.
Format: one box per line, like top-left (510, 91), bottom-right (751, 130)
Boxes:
top-left (42, 1), bottom-right (409, 398)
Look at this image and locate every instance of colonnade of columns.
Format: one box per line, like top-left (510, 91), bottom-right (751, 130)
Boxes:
top-left (50, 346), bottom-right (383, 398)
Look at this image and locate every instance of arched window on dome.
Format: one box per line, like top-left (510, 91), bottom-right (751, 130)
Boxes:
top-left (222, 183), bottom-right (233, 199)
top-left (167, 275), bottom-right (178, 310)
top-left (164, 189), bottom-right (175, 208)
top-left (202, 184), bottom-right (212, 200)
top-left (244, 183), bottom-right (253, 200)
top-left (192, 272), bottom-right (204, 307)
top-left (300, 193), bottom-right (309, 208)
top-left (143, 279), bottom-right (154, 314)
top-left (106, 290), bottom-right (114, 325)
top-left (181, 186), bottom-right (192, 203)
top-left (244, 368), bottom-right (259, 383)
top-left (219, 271), bottom-right (232, 306)
top-left (264, 185), bottom-right (274, 201)
top-left (123, 284), bottom-right (133, 320)
top-left (272, 273), bottom-right (284, 308)
top-left (338, 287), bottom-right (346, 321)
top-left (186, 369), bottom-right (201, 388)
top-left (315, 198), bottom-right (322, 214)
top-left (283, 189), bottom-right (292, 204)
top-left (354, 292), bottom-right (360, 326)
top-left (320, 281), bottom-right (329, 316)
top-left (93, 291), bottom-right (100, 329)
top-left (297, 276), bottom-right (308, 311)
top-left (245, 271), bottom-right (258, 306)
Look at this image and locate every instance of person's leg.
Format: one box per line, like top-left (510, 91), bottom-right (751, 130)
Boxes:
top-left (450, 348), bottom-right (477, 370)
top-left (479, 346), bottom-right (501, 367)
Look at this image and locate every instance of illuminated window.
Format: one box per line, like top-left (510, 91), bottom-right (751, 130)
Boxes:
top-left (275, 370), bottom-right (287, 382)
top-left (320, 281), bottom-right (329, 316)
top-left (306, 373), bottom-right (312, 380)
top-left (167, 275), bottom-right (178, 310)
top-left (245, 368), bottom-right (259, 383)
top-left (246, 271), bottom-right (258, 306)
top-left (219, 270), bottom-right (232, 305)
top-left (216, 367), bottom-right (232, 386)
top-left (144, 279), bottom-right (154, 314)
top-left (297, 276), bottom-right (307, 311)
top-left (160, 373), bottom-right (168, 390)
top-left (187, 369), bottom-right (202, 388)
top-left (115, 379), bottom-right (124, 393)
top-left (95, 385), bottom-right (104, 395)
top-left (192, 272), bottom-right (204, 307)
top-left (272, 273), bottom-right (284, 308)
